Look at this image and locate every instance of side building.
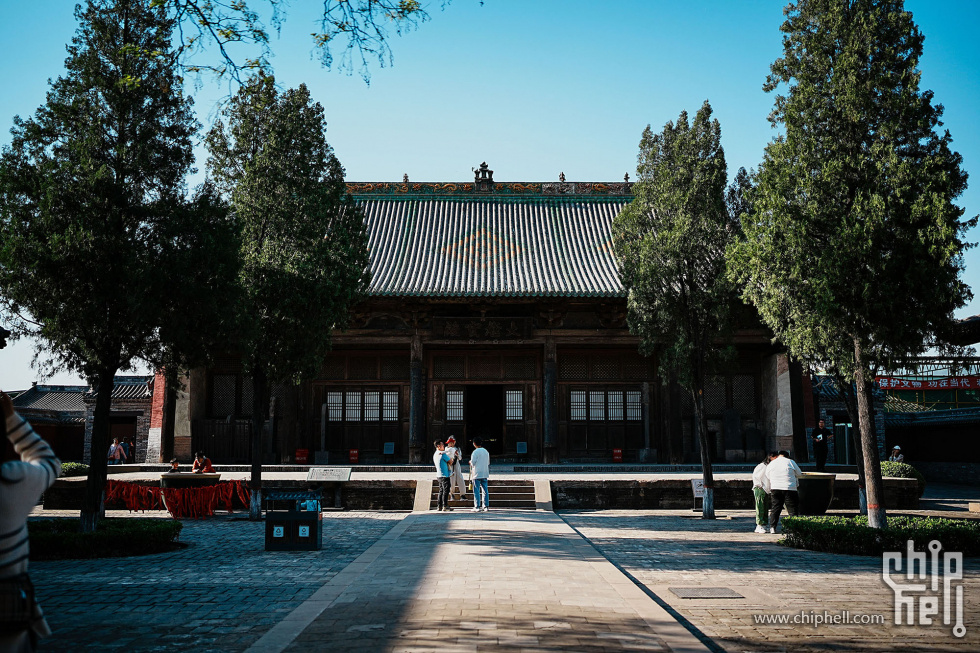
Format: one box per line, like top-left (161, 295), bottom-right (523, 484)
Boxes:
top-left (162, 169), bottom-right (806, 465)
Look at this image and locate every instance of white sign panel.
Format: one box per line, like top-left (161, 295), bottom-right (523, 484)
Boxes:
top-left (307, 467), bottom-right (352, 482)
top-left (690, 479), bottom-right (705, 498)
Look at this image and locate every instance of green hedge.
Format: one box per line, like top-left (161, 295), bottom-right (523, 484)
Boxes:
top-left (781, 515), bottom-right (980, 557)
top-left (28, 518), bottom-right (183, 560)
top-left (59, 462), bottom-right (89, 477)
top-left (879, 461), bottom-right (926, 497)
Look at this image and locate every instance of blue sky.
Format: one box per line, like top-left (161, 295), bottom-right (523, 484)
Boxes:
top-left (2, 0), bottom-right (979, 389)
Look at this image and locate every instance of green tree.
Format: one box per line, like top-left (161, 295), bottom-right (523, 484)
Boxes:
top-left (731, 0), bottom-right (975, 528)
top-left (0, 0), bottom-right (239, 531)
top-left (613, 101), bottom-right (741, 519)
top-left (206, 73), bottom-right (370, 519)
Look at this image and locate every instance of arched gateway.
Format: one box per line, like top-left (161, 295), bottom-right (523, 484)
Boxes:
top-left (165, 168), bottom-right (804, 465)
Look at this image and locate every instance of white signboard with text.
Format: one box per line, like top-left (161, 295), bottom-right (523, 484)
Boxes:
top-left (690, 479), bottom-right (705, 498)
top-left (306, 467), bottom-right (352, 482)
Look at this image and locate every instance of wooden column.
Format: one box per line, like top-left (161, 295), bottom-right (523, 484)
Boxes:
top-left (543, 337), bottom-right (558, 463)
top-left (638, 380), bottom-right (655, 462)
top-left (409, 334), bottom-right (425, 463)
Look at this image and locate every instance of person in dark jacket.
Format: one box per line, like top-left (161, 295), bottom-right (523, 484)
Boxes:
top-left (810, 419), bottom-right (833, 471)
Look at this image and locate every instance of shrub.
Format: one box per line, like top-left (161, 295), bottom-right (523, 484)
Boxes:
top-left (60, 462), bottom-right (89, 477)
top-left (880, 461), bottom-right (927, 497)
top-left (780, 515), bottom-right (980, 557)
top-left (28, 518), bottom-right (183, 560)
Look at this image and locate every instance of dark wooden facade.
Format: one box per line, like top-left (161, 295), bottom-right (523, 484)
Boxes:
top-left (183, 175), bottom-right (801, 464)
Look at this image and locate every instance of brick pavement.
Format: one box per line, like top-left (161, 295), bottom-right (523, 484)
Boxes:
top-left (561, 509), bottom-right (980, 652)
top-left (264, 511), bottom-right (706, 653)
top-left (30, 510), bottom-right (403, 652)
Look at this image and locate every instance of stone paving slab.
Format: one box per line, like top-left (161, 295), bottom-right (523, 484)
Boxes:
top-left (561, 509), bottom-right (980, 652)
top-left (277, 511), bottom-right (707, 653)
top-left (29, 510), bottom-right (404, 652)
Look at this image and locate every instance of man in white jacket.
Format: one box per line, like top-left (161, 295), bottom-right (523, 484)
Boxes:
top-left (765, 450), bottom-right (802, 534)
top-left (751, 453), bottom-right (773, 533)
top-left (469, 437), bottom-right (490, 512)
top-left (2, 391), bottom-right (62, 652)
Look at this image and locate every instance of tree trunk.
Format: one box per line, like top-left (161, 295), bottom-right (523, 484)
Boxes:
top-left (836, 374), bottom-right (867, 515)
top-left (249, 366), bottom-right (267, 521)
top-left (692, 385), bottom-right (715, 519)
top-left (161, 367), bottom-right (179, 463)
top-left (853, 337), bottom-right (886, 528)
top-left (81, 367), bottom-right (117, 532)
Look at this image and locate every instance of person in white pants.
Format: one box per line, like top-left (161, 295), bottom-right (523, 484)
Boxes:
top-left (469, 437), bottom-right (490, 512)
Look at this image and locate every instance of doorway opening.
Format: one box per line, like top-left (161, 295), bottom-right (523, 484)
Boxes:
top-left (465, 385), bottom-right (504, 456)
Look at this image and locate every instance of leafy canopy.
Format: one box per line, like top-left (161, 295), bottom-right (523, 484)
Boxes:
top-left (613, 100), bottom-right (740, 389)
top-left (206, 72), bottom-right (370, 382)
top-left (0, 0), bottom-right (238, 380)
top-left (732, 0), bottom-right (975, 377)
top-left (153, 0), bottom-right (431, 82)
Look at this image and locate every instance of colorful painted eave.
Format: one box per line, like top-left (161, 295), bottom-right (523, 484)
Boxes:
top-left (349, 181), bottom-right (634, 299)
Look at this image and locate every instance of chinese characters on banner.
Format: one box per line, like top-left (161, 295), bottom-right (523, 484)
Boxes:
top-left (876, 376), bottom-right (980, 390)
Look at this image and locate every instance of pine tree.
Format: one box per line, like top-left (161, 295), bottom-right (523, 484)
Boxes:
top-left (206, 73), bottom-right (370, 519)
top-left (732, 0), bottom-right (975, 528)
top-left (614, 101), bottom-right (741, 519)
top-left (0, 0), bottom-right (239, 530)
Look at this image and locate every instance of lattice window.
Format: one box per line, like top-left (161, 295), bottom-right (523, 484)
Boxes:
top-left (211, 375), bottom-right (237, 417)
top-left (349, 356), bottom-right (378, 380)
top-left (607, 391), bottom-right (624, 421)
top-left (503, 356), bottom-right (536, 379)
top-left (446, 390), bottom-right (464, 421)
top-left (345, 391), bottom-right (361, 421)
top-left (705, 380), bottom-right (726, 414)
top-left (626, 390), bottom-right (642, 421)
top-left (433, 356), bottom-right (464, 379)
top-left (321, 357), bottom-right (345, 379)
top-left (589, 390), bottom-right (605, 421)
top-left (506, 389), bottom-right (523, 421)
top-left (380, 356), bottom-right (409, 380)
top-left (470, 356), bottom-right (500, 380)
top-left (364, 391), bottom-right (380, 421)
top-left (240, 378), bottom-right (254, 417)
top-left (559, 356), bottom-right (588, 380)
top-left (570, 390), bottom-right (587, 421)
top-left (592, 357), bottom-right (620, 380)
top-left (327, 392), bottom-right (343, 421)
top-left (732, 375), bottom-right (757, 415)
top-left (623, 358), bottom-right (649, 380)
top-left (383, 391), bottom-right (398, 421)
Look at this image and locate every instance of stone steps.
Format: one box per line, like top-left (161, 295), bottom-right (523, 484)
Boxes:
top-left (430, 479), bottom-right (536, 510)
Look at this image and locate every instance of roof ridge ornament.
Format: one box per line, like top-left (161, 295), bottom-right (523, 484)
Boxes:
top-left (473, 161), bottom-right (494, 193)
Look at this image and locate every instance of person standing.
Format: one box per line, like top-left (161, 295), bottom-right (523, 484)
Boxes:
top-left (107, 437), bottom-right (126, 465)
top-left (469, 437), bottom-right (490, 512)
top-left (751, 453), bottom-right (771, 533)
top-left (445, 436), bottom-right (465, 502)
top-left (432, 440), bottom-right (453, 511)
top-left (766, 450), bottom-right (802, 534)
top-left (1, 391), bottom-right (62, 652)
top-left (810, 418), bottom-right (832, 471)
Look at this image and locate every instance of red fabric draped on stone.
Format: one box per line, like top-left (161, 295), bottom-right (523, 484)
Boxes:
top-left (105, 480), bottom-right (251, 519)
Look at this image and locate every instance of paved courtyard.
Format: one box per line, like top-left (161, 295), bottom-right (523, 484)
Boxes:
top-left (26, 483), bottom-right (980, 652)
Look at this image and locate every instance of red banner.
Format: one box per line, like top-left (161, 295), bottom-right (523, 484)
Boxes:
top-left (876, 376), bottom-right (980, 391)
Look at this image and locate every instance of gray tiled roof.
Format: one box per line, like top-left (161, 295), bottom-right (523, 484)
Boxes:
top-left (12, 386), bottom-right (87, 412)
top-left (85, 376), bottom-right (153, 400)
top-left (358, 197), bottom-right (627, 297)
